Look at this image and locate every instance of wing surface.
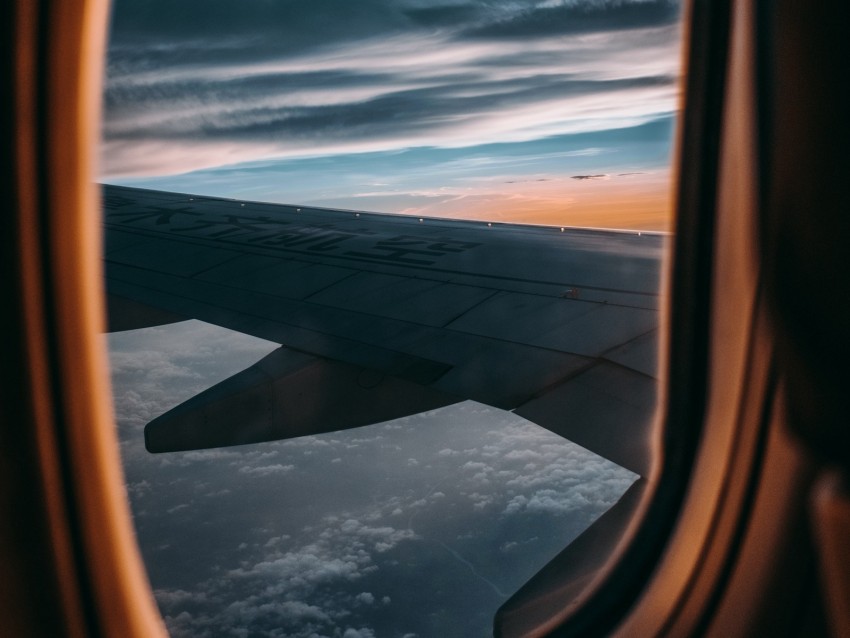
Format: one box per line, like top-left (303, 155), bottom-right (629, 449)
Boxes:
top-left (103, 184), bottom-right (664, 475)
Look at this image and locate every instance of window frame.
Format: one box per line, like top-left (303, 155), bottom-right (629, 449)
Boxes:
top-left (2, 0), bottom-right (822, 636)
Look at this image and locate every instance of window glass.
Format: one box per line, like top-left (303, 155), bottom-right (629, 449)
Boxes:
top-left (103, 1), bottom-right (682, 636)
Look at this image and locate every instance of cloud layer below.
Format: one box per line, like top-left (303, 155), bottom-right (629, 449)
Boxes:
top-left (109, 320), bottom-right (639, 637)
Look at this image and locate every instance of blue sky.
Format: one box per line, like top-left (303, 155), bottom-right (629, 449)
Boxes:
top-left (101, 0), bottom-right (682, 227)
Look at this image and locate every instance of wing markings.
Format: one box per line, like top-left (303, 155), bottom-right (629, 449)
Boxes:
top-left (103, 185), bottom-right (661, 475)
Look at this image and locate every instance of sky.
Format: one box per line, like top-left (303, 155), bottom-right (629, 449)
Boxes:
top-left (103, 2), bottom-right (679, 635)
top-left (101, 0), bottom-right (682, 229)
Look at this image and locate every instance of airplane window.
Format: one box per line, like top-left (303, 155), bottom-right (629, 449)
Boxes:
top-left (101, 1), bottom-right (683, 636)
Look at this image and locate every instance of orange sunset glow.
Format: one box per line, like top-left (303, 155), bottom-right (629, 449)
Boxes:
top-left (398, 170), bottom-right (674, 231)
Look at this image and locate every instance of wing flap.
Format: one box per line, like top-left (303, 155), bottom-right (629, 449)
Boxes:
top-left (145, 346), bottom-right (461, 453)
top-left (494, 478), bottom-right (648, 637)
top-left (514, 360), bottom-right (657, 476)
top-left (106, 293), bottom-right (187, 332)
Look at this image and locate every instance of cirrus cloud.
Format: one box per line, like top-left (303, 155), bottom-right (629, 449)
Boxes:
top-left (102, 0), bottom-right (681, 178)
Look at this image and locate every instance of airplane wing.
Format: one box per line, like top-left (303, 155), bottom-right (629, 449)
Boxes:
top-left (103, 184), bottom-right (664, 476)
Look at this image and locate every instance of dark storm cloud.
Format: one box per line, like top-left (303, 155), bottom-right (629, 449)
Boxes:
top-left (102, 0), bottom-right (681, 176)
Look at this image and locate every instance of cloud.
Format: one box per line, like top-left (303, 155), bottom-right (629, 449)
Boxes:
top-left (154, 514), bottom-right (417, 637)
top-left (355, 592), bottom-right (375, 605)
top-left (101, 0), bottom-right (682, 177)
top-left (238, 463), bottom-right (295, 476)
top-left (166, 503), bottom-right (190, 514)
top-left (181, 450), bottom-right (242, 462)
top-left (107, 320), bottom-right (277, 428)
top-left (446, 419), bottom-right (637, 520)
top-left (154, 588), bottom-right (208, 610)
top-left (464, 0), bottom-right (680, 39)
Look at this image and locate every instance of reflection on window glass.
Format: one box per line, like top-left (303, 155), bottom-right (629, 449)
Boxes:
top-left (103, 1), bottom-right (681, 636)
